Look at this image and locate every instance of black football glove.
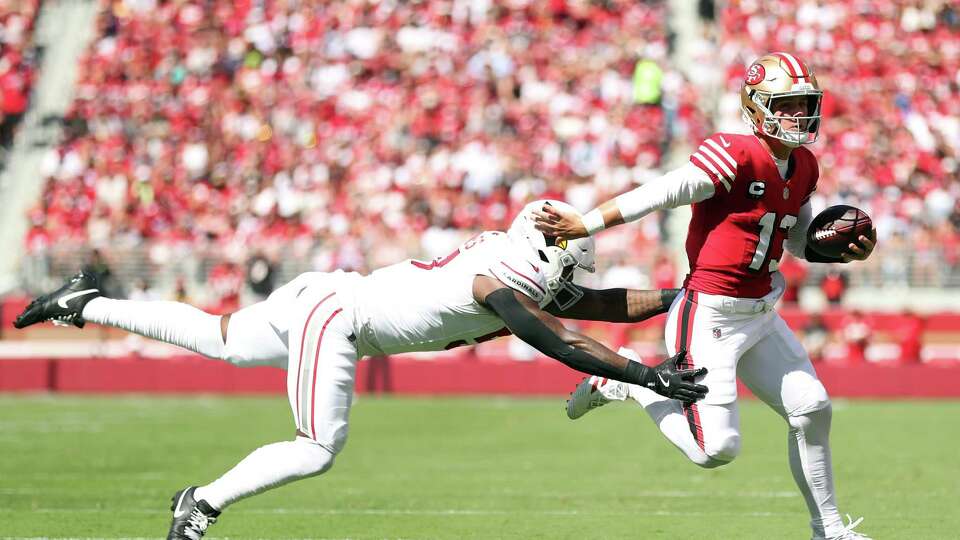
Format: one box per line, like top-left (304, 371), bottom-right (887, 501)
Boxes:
top-left (642, 349), bottom-right (708, 403)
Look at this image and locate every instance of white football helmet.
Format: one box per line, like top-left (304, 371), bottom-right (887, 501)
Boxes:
top-left (507, 200), bottom-right (596, 310)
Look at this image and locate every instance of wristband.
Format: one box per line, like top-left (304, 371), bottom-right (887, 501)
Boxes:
top-left (623, 359), bottom-right (650, 387)
top-left (582, 209), bottom-right (606, 236)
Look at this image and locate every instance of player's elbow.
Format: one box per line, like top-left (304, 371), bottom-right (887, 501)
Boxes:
top-left (557, 328), bottom-right (586, 349)
top-left (514, 327), bottom-right (575, 362)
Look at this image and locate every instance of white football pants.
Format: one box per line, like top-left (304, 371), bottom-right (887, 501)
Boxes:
top-left (629, 288), bottom-right (843, 538)
top-left (82, 271), bottom-right (363, 510)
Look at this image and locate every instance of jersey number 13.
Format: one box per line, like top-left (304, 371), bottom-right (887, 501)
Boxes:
top-left (748, 211), bottom-right (797, 272)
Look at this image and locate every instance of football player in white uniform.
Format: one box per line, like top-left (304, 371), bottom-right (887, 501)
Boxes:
top-left (16, 200), bottom-right (707, 539)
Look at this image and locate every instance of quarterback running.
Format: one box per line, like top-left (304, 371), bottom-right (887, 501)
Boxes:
top-left (15, 200), bottom-right (706, 539)
top-left (534, 53), bottom-right (876, 540)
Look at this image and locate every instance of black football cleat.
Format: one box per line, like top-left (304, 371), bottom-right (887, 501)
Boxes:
top-left (13, 270), bottom-right (102, 329)
top-left (167, 486), bottom-right (220, 540)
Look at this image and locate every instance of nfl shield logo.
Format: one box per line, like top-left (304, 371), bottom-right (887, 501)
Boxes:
top-left (712, 327), bottom-right (722, 339)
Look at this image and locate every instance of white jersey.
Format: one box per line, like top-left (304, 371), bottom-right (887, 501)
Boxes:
top-left (350, 231), bottom-right (552, 355)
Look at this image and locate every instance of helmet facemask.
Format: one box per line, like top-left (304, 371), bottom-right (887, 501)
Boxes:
top-left (539, 239), bottom-right (595, 311)
top-left (749, 91), bottom-right (823, 147)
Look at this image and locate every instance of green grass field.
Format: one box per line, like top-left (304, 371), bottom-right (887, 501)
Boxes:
top-left (0, 395), bottom-right (957, 539)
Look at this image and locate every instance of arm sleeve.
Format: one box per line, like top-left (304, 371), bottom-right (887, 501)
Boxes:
top-left (613, 162), bottom-right (716, 224)
top-left (785, 201), bottom-right (814, 258)
top-left (484, 288), bottom-right (651, 385)
top-left (787, 202), bottom-right (847, 263)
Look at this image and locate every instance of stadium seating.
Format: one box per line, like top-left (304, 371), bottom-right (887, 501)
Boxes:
top-left (713, 0), bottom-right (960, 288)
top-left (26, 0), bottom-right (677, 297)
top-left (0, 0), bottom-right (40, 148)
top-left (6, 1), bottom-right (960, 378)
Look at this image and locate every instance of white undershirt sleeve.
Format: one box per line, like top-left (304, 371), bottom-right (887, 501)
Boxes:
top-left (613, 162), bottom-right (716, 224)
top-left (785, 201), bottom-right (814, 259)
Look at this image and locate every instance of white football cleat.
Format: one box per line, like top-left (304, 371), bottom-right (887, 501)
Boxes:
top-left (566, 375), bottom-right (628, 419)
top-left (812, 515), bottom-right (872, 540)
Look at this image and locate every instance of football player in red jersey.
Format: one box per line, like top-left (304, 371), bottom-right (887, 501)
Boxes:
top-left (535, 53), bottom-right (876, 540)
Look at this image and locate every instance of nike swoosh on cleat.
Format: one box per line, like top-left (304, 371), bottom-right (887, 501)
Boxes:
top-left (657, 373), bottom-right (670, 387)
top-left (57, 289), bottom-right (99, 309)
top-left (173, 490), bottom-right (190, 518)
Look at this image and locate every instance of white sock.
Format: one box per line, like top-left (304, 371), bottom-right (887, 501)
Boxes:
top-left (627, 383), bottom-right (659, 407)
top-left (788, 406), bottom-right (844, 538)
top-left (81, 297), bottom-right (225, 359)
top-left (194, 438), bottom-right (335, 510)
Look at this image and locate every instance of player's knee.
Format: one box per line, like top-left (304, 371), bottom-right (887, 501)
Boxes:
top-left (784, 378), bottom-right (830, 418)
top-left (293, 437), bottom-right (337, 477)
top-left (698, 432), bottom-right (741, 468)
top-left (788, 401), bottom-right (832, 435)
top-left (710, 432), bottom-right (742, 463)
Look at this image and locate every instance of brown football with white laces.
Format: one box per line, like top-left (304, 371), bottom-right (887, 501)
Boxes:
top-left (807, 205), bottom-right (873, 259)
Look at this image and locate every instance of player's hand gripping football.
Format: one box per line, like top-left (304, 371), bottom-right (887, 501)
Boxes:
top-left (532, 204), bottom-right (589, 239)
top-left (840, 227), bottom-right (877, 263)
top-left (645, 350), bottom-right (708, 403)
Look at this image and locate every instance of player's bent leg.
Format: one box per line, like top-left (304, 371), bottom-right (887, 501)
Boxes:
top-left (190, 436), bottom-right (336, 510)
top-left (170, 284), bottom-right (360, 538)
top-left (285, 285), bottom-right (359, 451)
top-left (640, 395), bottom-right (741, 469)
top-left (636, 289), bottom-right (747, 468)
top-left (739, 317), bottom-right (871, 540)
top-left (171, 438), bottom-right (336, 539)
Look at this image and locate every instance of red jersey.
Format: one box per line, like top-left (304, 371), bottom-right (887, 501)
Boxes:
top-left (683, 133), bottom-right (818, 298)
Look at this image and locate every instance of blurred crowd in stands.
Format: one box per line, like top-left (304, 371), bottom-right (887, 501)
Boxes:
top-left (11, 0), bottom-right (960, 359)
top-left (26, 0), bottom-right (687, 309)
top-left (706, 0), bottom-right (960, 288)
top-left (0, 0), bottom-right (38, 150)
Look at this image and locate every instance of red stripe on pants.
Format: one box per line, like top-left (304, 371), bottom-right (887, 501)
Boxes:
top-left (676, 290), bottom-right (705, 451)
top-left (294, 292), bottom-right (336, 428)
top-left (309, 308), bottom-right (344, 440)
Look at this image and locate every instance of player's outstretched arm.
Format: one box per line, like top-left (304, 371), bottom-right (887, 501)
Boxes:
top-left (546, 288), bottom-right (680, 323)
top-left (533, 163), bottom-right (715, 239)
top-left (532, 199), bottom-right (623, 239)
top-left (473, 276), bottom-right (706, 401)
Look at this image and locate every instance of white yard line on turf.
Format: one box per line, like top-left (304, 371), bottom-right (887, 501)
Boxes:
top-left (0, 507), bottom-right (797, 517)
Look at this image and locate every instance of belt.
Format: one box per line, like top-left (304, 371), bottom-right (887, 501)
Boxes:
top-left (689, 290), bottom-right (773, 314)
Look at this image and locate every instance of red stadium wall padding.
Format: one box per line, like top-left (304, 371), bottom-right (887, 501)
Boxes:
top-left (1, 355), bottom-right (960, 397)
top-left (0, 359), bottom-right (52, 391)
top-left (52, 358), bottom-right (286, 394)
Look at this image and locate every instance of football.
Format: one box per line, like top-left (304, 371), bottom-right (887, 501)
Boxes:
top-left (807, 205), bottom-right (873, 259)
